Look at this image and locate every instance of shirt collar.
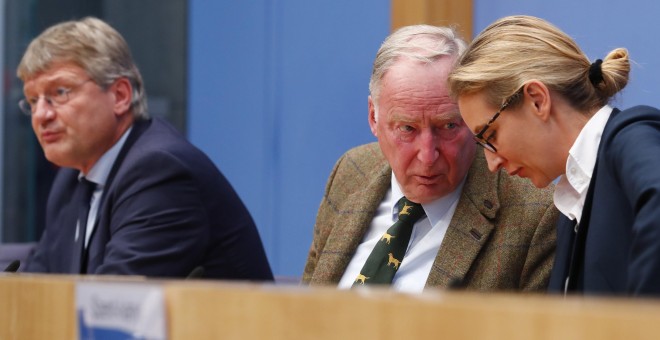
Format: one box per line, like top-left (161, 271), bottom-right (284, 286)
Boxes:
top-left (80, 126), bottom-right (133, 187)
top-left (554, 105), bottom-right (613, 221)
top-left (391, 172), bottom-right (465, 226)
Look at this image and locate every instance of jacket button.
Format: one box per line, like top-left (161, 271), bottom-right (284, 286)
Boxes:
top-left (483, 200), bottom-right (493, 209)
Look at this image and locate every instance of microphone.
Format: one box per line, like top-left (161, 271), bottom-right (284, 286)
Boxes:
top-left (3, 260), bottom-right (20, 273)
top-left (186, 266), bottom-right (205, 279)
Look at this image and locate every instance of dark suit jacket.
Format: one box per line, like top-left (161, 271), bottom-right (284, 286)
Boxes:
top-left (26, 118), bottom-right (273, 281)
top-left (549, 106), bottom-right (660, 296)
top-left (303, 143), bottom-right (558, 291)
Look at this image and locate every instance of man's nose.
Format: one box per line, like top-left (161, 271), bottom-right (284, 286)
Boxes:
top-left (32, 97), bottom-right (55, 119)
top-left (484, 149), bottom-right (504, 172)
top-left (417, 132), bottom-right (439, 165)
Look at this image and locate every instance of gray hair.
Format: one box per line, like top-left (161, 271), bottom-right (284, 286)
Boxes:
top-left (369, 24), bottom-right (467, 105)
top-left (17, 17), bottom-right (148, 119)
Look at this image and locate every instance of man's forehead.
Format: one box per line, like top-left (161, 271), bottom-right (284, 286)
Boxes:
top-left (389, 108), bottom-right (461, 122)
top-left (380, 61), bottom-right (452, 96)
top-left (23, 62), bottom-right (86, 89)
top-left (387, 55), bottom-right (453, 77)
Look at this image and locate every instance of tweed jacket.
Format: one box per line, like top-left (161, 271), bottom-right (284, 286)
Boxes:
top-left (303, 143), bottom-right (558, 291)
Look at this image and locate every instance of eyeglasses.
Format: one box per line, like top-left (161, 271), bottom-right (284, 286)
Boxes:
top-left (473, 88), bottom-right (523, 153)
top-left (18, 79), bottom-right (93, 116)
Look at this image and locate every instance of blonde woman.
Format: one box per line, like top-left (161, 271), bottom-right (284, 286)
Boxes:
top-left (449, 15), bottom-right (660, 296)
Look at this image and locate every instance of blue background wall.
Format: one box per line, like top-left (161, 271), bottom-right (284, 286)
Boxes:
top-left (188, 1), bottom-right (390, 276)
top-left (189, 1), bottom-right (660, 277)
top-left (474, 0), bottom-right (660, 109)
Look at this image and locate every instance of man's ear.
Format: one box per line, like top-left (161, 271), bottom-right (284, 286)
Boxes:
top-left (368, 95), bottom-right (378, 137)
top-left (523, 80), bottom-right (552, 121)
top-left (111, 77), bottom-right (133, 116)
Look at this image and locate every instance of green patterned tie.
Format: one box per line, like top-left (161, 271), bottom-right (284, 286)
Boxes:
top-left (353, 197), bottom-right (426, 286)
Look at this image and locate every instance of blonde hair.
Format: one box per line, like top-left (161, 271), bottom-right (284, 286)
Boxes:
top-left (17, 17), bottom-right (148, 119)
top-left (448, 15), bottom-right (630, 112)
top-left (369, 24), bottom-right (466, 104)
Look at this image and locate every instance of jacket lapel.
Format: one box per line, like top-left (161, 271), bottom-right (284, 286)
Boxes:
top-left (85, 118), bottom-right (151, 272)
top-left (425, 152), bottom-right (500, 287)
top-left (313, 163), bottom-right (391, 283)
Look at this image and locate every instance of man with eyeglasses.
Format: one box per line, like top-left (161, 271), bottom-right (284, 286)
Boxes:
top-left (303, 25), bottom-right (559, 292)
top-left (18, 17), bottom-right (273, 280)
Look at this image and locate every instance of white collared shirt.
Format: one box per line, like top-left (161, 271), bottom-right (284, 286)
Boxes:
top-left (554, 105), bottom-right (613, 223)
top-left (337, 172), bottom-right (465, 293)
top-left (77, 126), bottom-right (132, 248)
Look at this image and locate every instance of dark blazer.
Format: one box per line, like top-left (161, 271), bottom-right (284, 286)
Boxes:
top-left (303, 143), bottom-right (558, 291)
top-left (549, 106), bottom-right (660, 296)
top-left (26, 118), bottom-right (273, 281)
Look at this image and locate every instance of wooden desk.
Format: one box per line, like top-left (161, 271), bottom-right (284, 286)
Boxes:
top-left (2, 274), bottom-right (660, 339)
top-left (166, 282), bottom-right (660, 339)
top-left (0, 274), bottom-right (75, 339)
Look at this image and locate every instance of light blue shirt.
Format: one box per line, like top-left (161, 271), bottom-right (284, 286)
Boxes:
top-left (76, 127), bottom-right (132, 248)
top-left (338, 172), bottom-right (465, 293)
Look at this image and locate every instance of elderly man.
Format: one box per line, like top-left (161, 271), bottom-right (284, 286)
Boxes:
top-left (303, 25), bottom-right (558, 292)
top-left (19, 17), bottom-right (273, 280)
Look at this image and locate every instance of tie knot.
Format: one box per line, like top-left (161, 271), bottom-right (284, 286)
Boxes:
top-left (79, 177), bottom-right (96, 198)
top-left (396, 197), bottom-right (425, 223)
